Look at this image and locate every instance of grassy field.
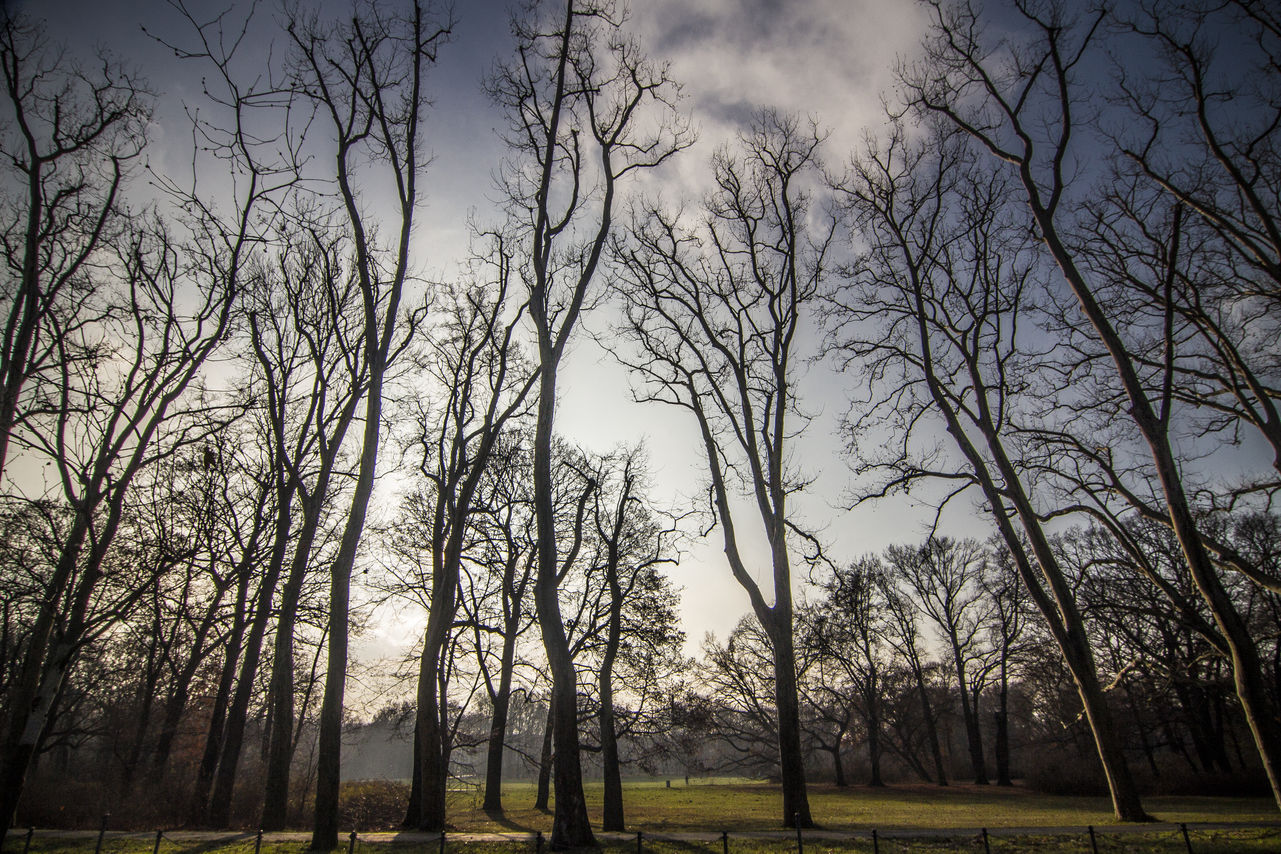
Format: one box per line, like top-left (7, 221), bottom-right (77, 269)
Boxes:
top-left (440, 779), bottom-right (1278, 832)
top-left (6, 780), bottom-right (1279, 854)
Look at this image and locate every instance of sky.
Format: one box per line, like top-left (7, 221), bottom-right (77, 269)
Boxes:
top-left (24, 0), bottom-right (974, 699)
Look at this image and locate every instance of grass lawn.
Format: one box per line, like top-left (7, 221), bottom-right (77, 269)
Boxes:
top-left (6, 781), bottom-right (1279, 854)
top-left (442, 779), bottom-right (1278, 832)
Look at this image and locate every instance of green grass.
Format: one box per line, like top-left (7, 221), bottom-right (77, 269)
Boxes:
top-left (5, 781), bottom-right (1279, 854)
top-left (8, 829), bottom-right (1281, 854)
top-left (442, 780), bottom-right (1278, 832)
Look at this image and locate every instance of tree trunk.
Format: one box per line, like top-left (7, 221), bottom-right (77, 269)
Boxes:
top-left (952, 650), bottom-right (988, 785)
top-left (599, 621), bottom-right (624, 831)
top-left (0, 510), bottom-right (92, 847)
top-left (865, 679), bottom-right (884, 787)
top-left (209, 487), bottom-right (293, 828)
top-left (207, 583), bottom-right (278, 826)
top-left (916, 669), bottom-right (948, 786)
top-left (531, 360), bottom-right (594, 849)
top-left (535, 698), bottom-right (553, 812)
top-left (189, 572), bottom-right (251, 823)
top-left (916, 334), bottom-right (1150, 818)
top-left (1023, 157), bottom-right (1281, 811)
top-left (769, 624), bottom-right (813, 829)
top-left (403, 717), bottom-right (422, 827)
top-left (260, 554), bottom-right (306, 828)
top-left (414, 611), bottom-right (451, 831)
top-left (310, 561), bottom-right (350, 850)
top-left (994, 663), bottom-right (1012, 786)
top-left (481, 620), bottom-right (519, 812)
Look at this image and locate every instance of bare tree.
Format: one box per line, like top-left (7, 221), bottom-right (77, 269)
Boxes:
top-left (586, 443), bottom-right (681, 830)
top-left (249, 217), bottom-right (367, 831)
top-left (611, 111), bottom-right (833, 828)
top-left (0, 14), bottom-right (150, 488)
top-left (283, 4), bottom-right (451, 846)
top-left (875, 570), bottom-right (949, 786)
top-left (401, 235), bottom-right (537, 830)
top-left (486, 0), bottom-right (688, 844)
top-left (0, 214), bottom-right (243, 842)
top-left (829, 119), bottom-right (1150, 820)
top-left (901, 0), bottom-right (1281, 808)
top-left (805, 557), bottom-right (892, 787)
top-left (699, 618), bottom-right (783, 777)
top-left (983, 544), bottom-right (1029, 787)
top-left (454, 432), bottom-right (539, 813)
top-left (886, 537), bottom-right (995, 785)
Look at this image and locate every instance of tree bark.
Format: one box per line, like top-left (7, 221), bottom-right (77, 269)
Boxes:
top-left (768, 623), bottom-right (813, 828)
top-left (952, 650), bottom-right (988, 786)
top-left (189, 572), bottom-right (251, 823)
top-left (481, 610), bottom-right (520, 812)
top-left (260, 513), bottom-right (313, 830)
top-left (535, 698), bottom-right (553, 812)
top-left (599, 612), bottom-right (624, 831)
top-left (994, 665), bottom-right (1012, 786)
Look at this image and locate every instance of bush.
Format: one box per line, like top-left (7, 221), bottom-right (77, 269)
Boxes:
top-left (1022, 750), bottom-right (1108, 796)
top-left (338, 780), bottom-right (412, 831)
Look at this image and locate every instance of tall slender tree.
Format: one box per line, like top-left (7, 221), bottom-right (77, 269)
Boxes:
top-left (275, 4), bottom-right (452, 846)
top-left (487, 1), bottom-right (688, 845)
top-left (612, 112), bottom-right (833, 828)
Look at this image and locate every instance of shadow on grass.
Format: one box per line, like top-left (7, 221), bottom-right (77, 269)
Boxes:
top-left (479, 812), bottom-right (535, 834)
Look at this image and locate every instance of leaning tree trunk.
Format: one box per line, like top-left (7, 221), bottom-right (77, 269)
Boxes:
top-left (260, 534), bottom-right (310, 830)
top-left (189, 573), bottom-right (251, 823)
top-left (208, 488), bottom-right (293, 828)
top-left (912, 323), bottom-right (1151, 819)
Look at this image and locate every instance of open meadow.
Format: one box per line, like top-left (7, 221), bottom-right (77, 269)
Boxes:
top-left (6, 780), bottom-right (1279, 854)
top-left (434, 779), bottom-right (1278, 832)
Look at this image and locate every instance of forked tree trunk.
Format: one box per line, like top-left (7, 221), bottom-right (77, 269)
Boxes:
top-left (953, 653), bottom-right (988, 786)
top-left (261, 509), bottom-right (314, 829)
top-left (208, 487), bottom-right (293, 827)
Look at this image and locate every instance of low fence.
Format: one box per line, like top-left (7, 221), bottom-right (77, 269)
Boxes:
top-left (8, 819), bottom-right (1281, 854)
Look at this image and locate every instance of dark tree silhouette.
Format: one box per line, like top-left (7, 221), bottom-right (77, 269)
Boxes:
top-left (611, 111), bottom-right (833, 829)
top-left (486, 0), bottom-right (688, 845)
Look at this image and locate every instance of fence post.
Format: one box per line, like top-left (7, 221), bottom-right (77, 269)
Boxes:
top-left (1180, 822), bottom-right (1194, 854)
top-left (23, 827), bottom-right (33, 854)
top-left (794, 813), bottom-right (803, 854)
top-left (721, 830), bottom-right (728, 854)
top-left (254, 828), bottom-right (263, 854)
top-left (439, 830), bottom-right (446, 854)
top-left (535, 831), bottom-right (543, 854)
top-left (1087, 825), bottom-right (1098, 854)
top-left (872, 829), bottom-right (878, 854)
top-left (981, 827), bottom-right (990, 854)
top-left (348, 831), bottom-right (358, 854)
top-left (152, 829), bottom-right (163, 854)
top-left (94, 814), bottom-right (109, 854)
top-left (636, 830), bottom-right (643, 854)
